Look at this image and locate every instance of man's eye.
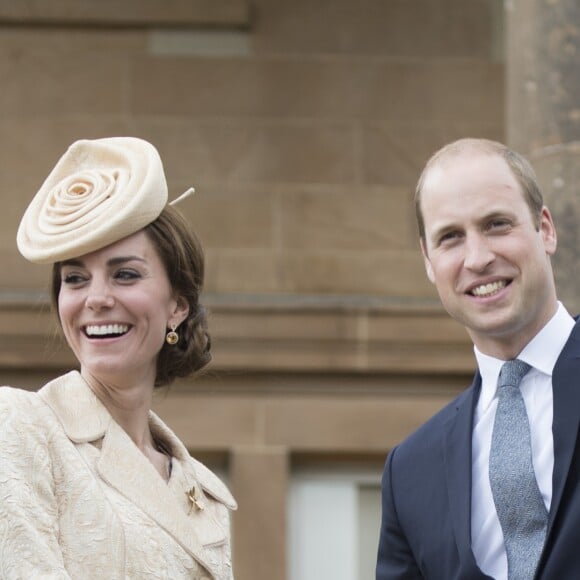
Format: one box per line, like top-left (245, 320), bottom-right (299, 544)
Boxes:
top-left (489, 219), bottom-right (511, 230)
top-left (439, 231), bottom-right (459, 244)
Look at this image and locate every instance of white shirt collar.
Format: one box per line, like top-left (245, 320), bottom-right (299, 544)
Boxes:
top-left (474, 302), bottom-right (575, 411)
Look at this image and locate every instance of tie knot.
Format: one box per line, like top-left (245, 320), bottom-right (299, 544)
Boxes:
top-left (498, 359), bottom-right (531, 388)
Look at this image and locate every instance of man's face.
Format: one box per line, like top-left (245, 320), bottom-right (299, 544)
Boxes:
top-left (420, 151), bottom-right (558, 358)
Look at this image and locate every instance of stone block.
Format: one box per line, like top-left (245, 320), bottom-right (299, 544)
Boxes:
top-left (0, 27), bottom-right (146, 52)
top-left (230, 448), bottom-right (288, 580)
top-left (253, 0), bottom-right (493, 58)
top-left (0, 251), bottom-right (51, 290)
top-left (0, 0), bottom-right (250, 27)
top-left (152, 394), bottom-right (259, 449)
top-left (148, 30), bottom-right (251, 57)
top-left (0, 35), bottom-right (131, 116)
top-left (432, 0), bottom-right (495, 58)
top-left (430, 61), bottom-right (504, 124)
top-left (204, 250), bottom-right (280, 293)
top-left (361, 124), bottom-right (446, 187)
top-left (132, 120), bottom-right (356, 185)
top-left (211, 307), bottom-right (363, 342)
top-left (278, 185), bottom-right (416, 252)
top-left (273, 250), bottom-right (434, 297)
top-left (532, 145), bottom-right (580, 314)
top-left (357, 61), bottom-right (434, 121)
top-left (178, 185), bottom-right (274, 250)
top-left (361, 121), bottom-right (505, 189)
top-left (366, 311), bottom-right (466, 344)
top-left (203, 248), bottom-right (436, 296)
top-left (253, 0), bottom-right (434, 56)
top-left (131, 56), bottom-right (432, 121)
top-left (264, 395), bottom-right (453, 451)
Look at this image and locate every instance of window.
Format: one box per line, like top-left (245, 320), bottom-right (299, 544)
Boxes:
top-left (289, 467), bottom-right (382, 580)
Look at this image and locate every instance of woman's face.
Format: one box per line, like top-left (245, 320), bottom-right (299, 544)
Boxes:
top-left (57, 230), bottom-right (187, 387)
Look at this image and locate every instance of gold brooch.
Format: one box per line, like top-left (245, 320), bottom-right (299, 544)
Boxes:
top-left (187, 484), bottom-right (205, 513)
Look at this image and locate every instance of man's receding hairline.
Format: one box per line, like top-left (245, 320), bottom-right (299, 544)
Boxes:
top-left (426, 139), bottom-right (505, 173)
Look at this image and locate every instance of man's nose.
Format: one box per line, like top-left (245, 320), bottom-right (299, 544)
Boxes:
top-left (463, 234), bottom-right (495, 272)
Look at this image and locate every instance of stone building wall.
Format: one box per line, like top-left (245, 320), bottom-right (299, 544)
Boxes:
top-left (0, 1), bottom-right (504, 578)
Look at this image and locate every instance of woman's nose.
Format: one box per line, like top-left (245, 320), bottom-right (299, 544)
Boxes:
top-left (85, 282), bottom-right (114, 311)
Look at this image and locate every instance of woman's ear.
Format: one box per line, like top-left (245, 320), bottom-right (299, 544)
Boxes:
top-left (171, 296), bottom-right (190, 327)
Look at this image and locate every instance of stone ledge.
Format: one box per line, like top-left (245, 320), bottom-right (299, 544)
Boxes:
top-left (0, 293), bottom-right (473, 375)
top-left (0, 0), bottom-right (251, 28)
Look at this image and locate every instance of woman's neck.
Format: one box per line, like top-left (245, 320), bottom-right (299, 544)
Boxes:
top-left (81, 369), bottom-right (155, 451)
top-left (81, 369), bottom-right (171, 481)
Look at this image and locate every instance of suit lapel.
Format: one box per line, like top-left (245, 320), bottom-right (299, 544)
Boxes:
top-left (548, 324), bottom-right (580, 530)
top-left (438, 319), bottom-right (580, 578)
top-left (443, 377), bottom-right (484, 575)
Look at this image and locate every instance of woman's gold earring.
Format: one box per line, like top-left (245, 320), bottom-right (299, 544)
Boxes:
top-left (166, 323), bottom-right (179, 345)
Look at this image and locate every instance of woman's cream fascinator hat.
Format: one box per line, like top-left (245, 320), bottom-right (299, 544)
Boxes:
top-left (17, 136), bottom-right (194, 264)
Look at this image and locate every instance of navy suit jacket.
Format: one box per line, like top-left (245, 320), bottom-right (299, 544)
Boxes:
top-left (376, 319), bottom-right (580, 580)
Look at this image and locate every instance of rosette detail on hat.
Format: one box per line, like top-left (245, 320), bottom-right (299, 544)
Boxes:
top-left (17, 136), bottom-right (168, 264)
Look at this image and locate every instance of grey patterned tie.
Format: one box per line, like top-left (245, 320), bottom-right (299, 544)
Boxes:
top-left (489, 359), bottom-right (548, 580)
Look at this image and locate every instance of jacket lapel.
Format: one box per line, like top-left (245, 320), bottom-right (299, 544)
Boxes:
top-left (96, 420), bottom-right (224, 570)
top-left (548, 322), bottom-right (580, 531)
top-left (438, 320), bottom-right (580, 578)
top-left (38, 370), bottom-right (235, 578)
top-left (443, 377), bottom-right (487, 576)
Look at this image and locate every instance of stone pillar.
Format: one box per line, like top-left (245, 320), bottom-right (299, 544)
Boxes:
top-left (230, 447), bottom-right (289, 580)
top-left (506, 0), bottom-right (580, 313)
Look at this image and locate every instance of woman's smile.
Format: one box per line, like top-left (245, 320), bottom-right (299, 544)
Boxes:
top-left (83, 323), bottom-right (131, 338)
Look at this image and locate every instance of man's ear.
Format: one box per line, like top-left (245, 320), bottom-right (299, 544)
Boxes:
top-left (420, 238), bottom-right (435, 284)
top-left (539, 206), bottom-right (557, 256)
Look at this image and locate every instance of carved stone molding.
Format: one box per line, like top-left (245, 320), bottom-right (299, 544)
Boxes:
top-left (0, 293), bottom-right (473, 375)
top-left (0, 1), bottom-right (251, 28)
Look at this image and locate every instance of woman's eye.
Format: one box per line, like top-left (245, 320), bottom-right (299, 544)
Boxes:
top-left (115, 269), bottom-right (141, 281)
top-left (62, 273), bottom-right (86, 285)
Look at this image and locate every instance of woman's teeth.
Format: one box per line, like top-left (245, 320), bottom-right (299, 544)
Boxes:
top-left (85, 324), bottom-right (129, 337)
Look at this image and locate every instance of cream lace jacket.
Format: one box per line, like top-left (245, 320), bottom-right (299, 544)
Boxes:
top-left (0, 371), bottom-right (237, 580)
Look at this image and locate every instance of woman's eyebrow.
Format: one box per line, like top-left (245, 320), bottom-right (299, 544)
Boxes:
top-left (106, 255), bottom-right (147, 267)
top-left (60, 255), bottom-right (147, 268)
